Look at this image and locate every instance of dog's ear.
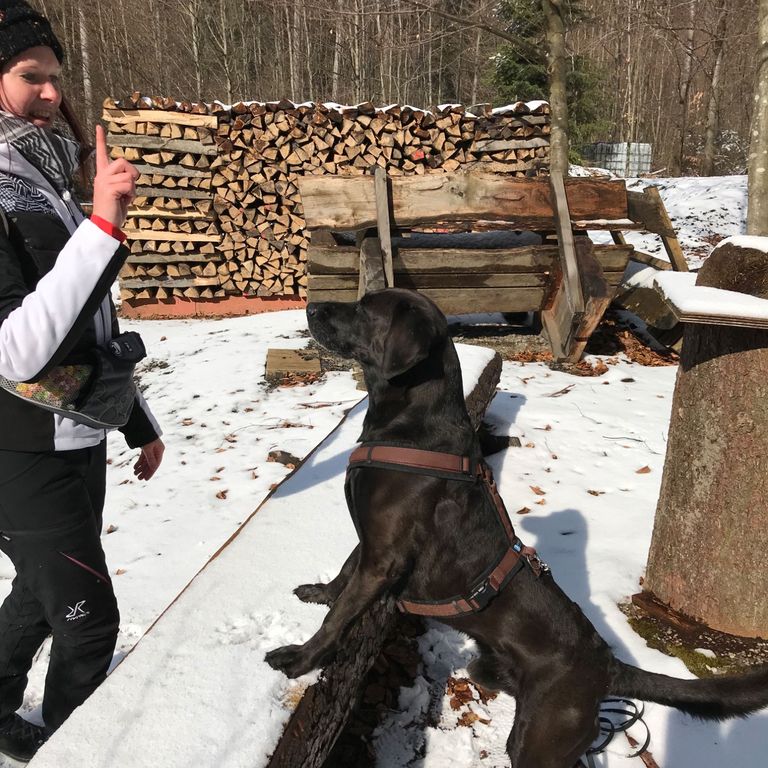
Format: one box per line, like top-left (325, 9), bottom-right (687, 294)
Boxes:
top-left (380, 306), bottom-right (437, 379)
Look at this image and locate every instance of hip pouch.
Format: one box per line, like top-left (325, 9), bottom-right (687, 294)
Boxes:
top-left (0, 331), bottom-right (147, 429)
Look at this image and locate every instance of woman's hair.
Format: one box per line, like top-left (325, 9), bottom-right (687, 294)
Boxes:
top-left (58, 95), bottom-right (93, 186)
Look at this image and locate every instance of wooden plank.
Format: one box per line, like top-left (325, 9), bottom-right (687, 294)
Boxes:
top-left (357, 232), bottom-right (386, 298)
top-left (626, 189), bottom-right (676, 237)
top-left (472, 138), bottom-right (550, 152)
top-left (132, 163), bottom-right (211, 178)
top-left (298, 174), bottom-right (628, 231)
top-left (628, 249), bottom-right (673, 271)
top-left (549, 173), bottom-right (585, 315)
top-left (120, 278), bottom-right (220, 289)
top-left (567, 239), bottom-right (613, 361)
top-left (643, 186), bottom-right (689, 272)
top-left (307, 286), bottom-right (547, 314)
top-left (308, 244), bottom-right (633, 275)
top-left (668, 314), bottom-right (768, 329)
top-left (103, 109), bottom-right (218, 128)
top-left (374, 168), bottom-right (394, 287)
top-left (540, 279), bottom-right (572, 360)
top-left (310, 272), bottom-right (550, 290)
top-left (265, 349), bottom-right (322, 377)
top-left (136, 187), bottom-right (212, 199)
top-left (106, 135), bottom-right (218, 155)
top-left (127, 207), bottom-right (211, 220)
top-left (127, 253), bottom-right (221, 264)
top-left (124, 230), bottom-right (220, 242)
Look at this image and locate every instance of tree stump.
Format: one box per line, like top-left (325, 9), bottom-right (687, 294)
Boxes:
top-left (643, 241), bottom-right (768, 638)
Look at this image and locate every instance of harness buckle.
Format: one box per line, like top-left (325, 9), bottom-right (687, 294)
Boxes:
top-left (466, 577), bottom-right (497, 611)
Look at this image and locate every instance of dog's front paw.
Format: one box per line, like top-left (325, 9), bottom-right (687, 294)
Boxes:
top-left (294, 582), bottom-right (334, 605)
top-left (264, 644), bottom-right (315, 678)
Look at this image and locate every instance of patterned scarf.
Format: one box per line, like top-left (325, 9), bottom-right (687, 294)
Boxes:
top-left (0, 110), bottom-right (79, 195)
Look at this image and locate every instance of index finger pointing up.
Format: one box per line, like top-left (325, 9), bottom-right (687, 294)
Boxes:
top-left (95, 124), bottom-right (109, 173)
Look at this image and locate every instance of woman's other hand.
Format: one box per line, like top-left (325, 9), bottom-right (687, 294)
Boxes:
top-left (133, 437), bottom-right (165, 481)
top-left (92, 124), bottom-right (139, 229)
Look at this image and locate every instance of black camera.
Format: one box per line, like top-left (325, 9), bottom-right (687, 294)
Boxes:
top-left (107, 332), bottom-right (147, 363)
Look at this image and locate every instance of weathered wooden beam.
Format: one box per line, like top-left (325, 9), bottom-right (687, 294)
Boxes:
top-left (298, 174), bottom-right (628, 231)
top-left (308, 286), bottom-right (548, 314)
top-left (307, 244), bottom-right (633, 275)
top-left (106, 135), bottom-right (218, 155)
top-left (120, 278), bottom-right (220, 288)
top-left (567, 240), bottom-right (613, 361)
top-left (357, 231), bottom-right (387, 299)
top-left (472, 138), bottom-right (550, 152)
top-left (626, 188), bottom-right (688, 271)
top-left (124, 230), bottom-right (220, 242)
top-left (126, 253), bottom-right (221, 264)
top-left (136, 187), bottom-right (212, 200)
top-left (132, 163), bottom-right (211, 178)
top-left (374, 168), bottom-right (394, 287)
top-left (126, 207), bottom-right (212, 220)
top-left (313, 273), bottom-right (550, 290)
top-left (549, 173), bottom-right (585, 315)
top-left (103, 109), bottom-right (218, 128)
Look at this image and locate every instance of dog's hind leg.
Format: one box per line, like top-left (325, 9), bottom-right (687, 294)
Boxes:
top-left (294, 545), bottom-right (360, 606)
top-left (506, 674), bottom-right (601, 768)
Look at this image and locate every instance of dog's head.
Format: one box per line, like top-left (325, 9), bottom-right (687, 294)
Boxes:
top-left (307, 289), bottom-right (448, 381)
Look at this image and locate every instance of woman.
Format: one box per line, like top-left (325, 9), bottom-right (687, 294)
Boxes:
top-left (0, 2), bottom-right (164, 761)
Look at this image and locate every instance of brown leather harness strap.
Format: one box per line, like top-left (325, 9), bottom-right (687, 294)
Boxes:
top-left (346, 442), bottom-right (549, 618)
top-left (348, 444), bottom-right (472, 477)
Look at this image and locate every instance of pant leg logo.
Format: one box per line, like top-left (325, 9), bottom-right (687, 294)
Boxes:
top-left (65, 600), bottom-right (89, 621)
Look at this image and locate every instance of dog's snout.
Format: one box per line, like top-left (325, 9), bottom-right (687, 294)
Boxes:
top-left (306, 303), bottom-right (318, 318)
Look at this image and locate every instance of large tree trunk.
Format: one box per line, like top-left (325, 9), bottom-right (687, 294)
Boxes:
top-left (643, 242), bottom-right (768, 638)
top-left (542, 0), bottom-right (569, 177)
top-left (748, 0), bottom-right (768, 235)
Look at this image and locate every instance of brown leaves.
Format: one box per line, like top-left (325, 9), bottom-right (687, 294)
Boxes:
top-left (636, 465), bottom-right (652, 474)
top-left (587, 490), bottom-right (605, 496)
top-left (447, 677), bottom-right (476, 710)
top-left (216, 489), bottom-right (228, 500)
top-left (516, 506), bottom-right (532, 515)
top-left (529, 485), bottom-right (546, 496)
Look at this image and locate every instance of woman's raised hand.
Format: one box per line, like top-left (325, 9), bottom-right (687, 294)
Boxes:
top-left (91, 124), bottom-right (139, 229)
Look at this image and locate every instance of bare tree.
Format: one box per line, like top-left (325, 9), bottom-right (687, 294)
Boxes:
top-left (748, 0), bottom-right (768, 233)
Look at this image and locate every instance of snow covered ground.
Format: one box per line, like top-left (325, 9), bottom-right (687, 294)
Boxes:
top-left (2, 175), bottom-right (766, 767)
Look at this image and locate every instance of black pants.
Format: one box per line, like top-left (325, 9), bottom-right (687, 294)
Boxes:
top-left (0, 442), bottom-right (119, 732)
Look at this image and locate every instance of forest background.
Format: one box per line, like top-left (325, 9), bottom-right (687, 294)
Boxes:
top-left (39, 0), bottom-right (755, 176)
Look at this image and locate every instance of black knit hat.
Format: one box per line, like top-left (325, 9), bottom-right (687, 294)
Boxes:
top-left (0, 1), bottom-right (63, 72)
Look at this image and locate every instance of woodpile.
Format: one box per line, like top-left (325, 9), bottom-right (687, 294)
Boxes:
top-left (104, 95), bottom-right (551, 303)
top-left (105, 94), bottom-right (227, 302)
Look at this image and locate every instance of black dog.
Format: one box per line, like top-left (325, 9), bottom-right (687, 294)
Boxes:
top-left (266, 288), bottom-right (768, 768)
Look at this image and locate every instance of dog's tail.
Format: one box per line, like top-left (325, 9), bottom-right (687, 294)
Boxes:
top-left (608, 659), bottom-right (768, 720)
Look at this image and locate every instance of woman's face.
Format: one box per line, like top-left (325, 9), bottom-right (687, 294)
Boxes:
top-left (0, 46), bottom-right (62, 128)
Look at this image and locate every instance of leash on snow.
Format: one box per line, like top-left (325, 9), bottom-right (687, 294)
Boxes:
top-left (581, 698), bottom-right (658, 768)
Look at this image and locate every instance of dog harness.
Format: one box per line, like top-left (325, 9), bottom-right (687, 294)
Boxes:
top-left (346, 443), bottom-right (549, 617)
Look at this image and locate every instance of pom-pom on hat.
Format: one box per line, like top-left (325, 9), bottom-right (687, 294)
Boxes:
top-left (0, 1), bottom-right (63, 72)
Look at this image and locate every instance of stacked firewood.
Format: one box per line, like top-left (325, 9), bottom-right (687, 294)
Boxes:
top-left (105, 96), bottom-right (550, 302)
top-left (104, 95), bottom-right (226, 301)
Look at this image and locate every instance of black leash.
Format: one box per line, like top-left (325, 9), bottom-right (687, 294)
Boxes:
top-left (583, 698), bottom-right (652, 767)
